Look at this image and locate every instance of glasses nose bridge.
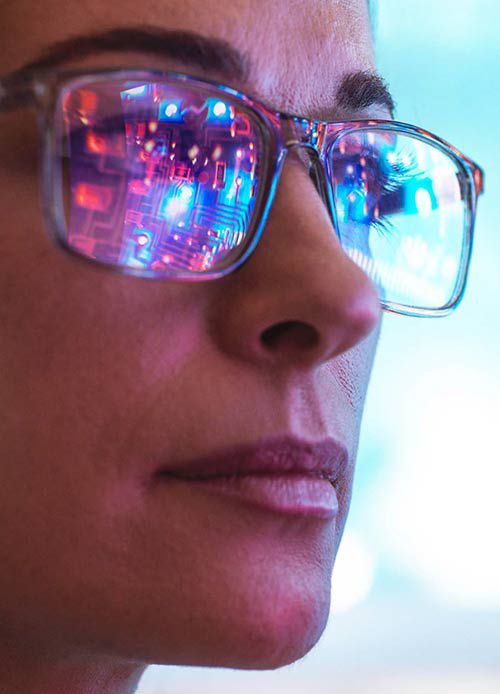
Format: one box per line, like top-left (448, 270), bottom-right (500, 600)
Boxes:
top-left (279, 114), bottom-right (325, 154)
top-left (279, 115), bottom-right (330, 184)
top-left (278, 114), bottom-right (334, 221)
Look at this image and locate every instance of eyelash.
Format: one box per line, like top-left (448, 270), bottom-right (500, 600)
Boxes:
top-left (336, 149), bottom-right (420, 241)
top-left (371, 153), bottom-right (420, 237)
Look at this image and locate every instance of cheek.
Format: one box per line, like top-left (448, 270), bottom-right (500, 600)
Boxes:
top-left (0, 256), bottom-right (199, 455)
top-left (318, 321), bottom-right (381, 450)
top-left (308, 325), bottom-right (380, 549)
top-left (341, 322), bottom-right (380, 407)
top-left (0, 149), bottom-right (204, 496)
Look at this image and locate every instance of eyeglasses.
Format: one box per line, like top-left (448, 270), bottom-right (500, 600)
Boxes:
top-left (0, 68), bottom-right (484, 317)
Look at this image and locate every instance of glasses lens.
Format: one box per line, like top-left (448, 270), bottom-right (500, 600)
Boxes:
top-left (54, 77), bottom-right (265, 276)
top-left (329, 128), bottom-right (470, 311)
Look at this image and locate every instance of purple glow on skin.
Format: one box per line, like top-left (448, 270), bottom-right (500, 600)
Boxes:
top-left (0, 0), bottom-right (388, 691)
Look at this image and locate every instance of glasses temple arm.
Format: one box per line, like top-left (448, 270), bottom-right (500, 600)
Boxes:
top-left (473, 164), bottom-right (485, 198)
top-left (0, 73), bottom-right (40, 114)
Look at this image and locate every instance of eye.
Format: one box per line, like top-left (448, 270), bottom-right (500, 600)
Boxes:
top-left (330, 144), bottom-right (423, 238)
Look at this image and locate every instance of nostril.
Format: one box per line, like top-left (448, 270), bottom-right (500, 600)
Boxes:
top-left (261, 321), bottom-right (319, 351)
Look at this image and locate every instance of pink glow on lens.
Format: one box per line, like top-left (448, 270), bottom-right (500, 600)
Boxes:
top-left (74, 183), bottom-right (112, 212)
top-left (63, 78), bottom-right (262, 275)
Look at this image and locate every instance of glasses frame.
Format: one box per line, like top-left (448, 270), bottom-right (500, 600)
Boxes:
top-left (0, 67), bottom-right (485, 318)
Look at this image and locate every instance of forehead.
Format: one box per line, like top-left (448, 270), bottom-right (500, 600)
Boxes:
top-left (0, 0), bottom-right (375, 116)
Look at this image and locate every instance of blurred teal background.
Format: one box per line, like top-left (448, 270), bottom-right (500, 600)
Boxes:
top-left (140, 2), bottom-right (500, 691)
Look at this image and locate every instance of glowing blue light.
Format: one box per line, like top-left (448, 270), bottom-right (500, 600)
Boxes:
top-left (206, 98), bottom-right (233, 124)
top-left (118, 227), bottom-right (155, 268)
top-left (160, 184), bottom-right (196, 221)
top-left (123, 84), bottom-right (148, 97)
top-left (163, 198), bottom-right (188, 217)
top-left (159, 99), bottom-right (183, 122)
top-left (133, 227), bottom-right (153, 246)
top-left (415, 187), bottom-right (432, 218)
top-left (165, 103), bottom-right (178, 117)
top-left (213, 101), bottom-right (227, 117)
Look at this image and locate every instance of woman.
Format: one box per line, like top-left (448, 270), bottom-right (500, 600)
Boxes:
top-left (0, 0), bottom-right (482, 691)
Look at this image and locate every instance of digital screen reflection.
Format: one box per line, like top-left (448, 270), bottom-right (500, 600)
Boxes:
top-left (60, 80), bottom-right (468, 309)
top-left (330, 129), bottom-right (467, 309)
top-left (60, 80), bottom-right (262, 275)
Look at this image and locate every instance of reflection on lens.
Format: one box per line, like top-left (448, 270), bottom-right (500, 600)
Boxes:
top-left (329, 129), bottom-right (468, 310)
top-left (57, 79), bottom-right (263, 275)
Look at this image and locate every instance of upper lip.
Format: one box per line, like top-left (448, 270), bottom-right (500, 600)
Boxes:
top-left (156, 435), bottom-right (348, 483)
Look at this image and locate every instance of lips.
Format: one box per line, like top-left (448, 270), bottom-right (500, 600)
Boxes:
top-left (156, 435), bottom-right (347, 481)
top-left (155, 435), bottom-right (347, 519)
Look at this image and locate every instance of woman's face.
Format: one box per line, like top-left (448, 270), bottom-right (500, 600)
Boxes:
top-left (0, 0), bottom-right (385, 673)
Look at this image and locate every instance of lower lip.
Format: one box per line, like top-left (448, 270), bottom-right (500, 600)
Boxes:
top-left (160, 473), bottom-right (339, 519)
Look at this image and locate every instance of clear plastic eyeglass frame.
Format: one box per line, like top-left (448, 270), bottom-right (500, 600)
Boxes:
top-left (0, 67), bottom-right (485, 318)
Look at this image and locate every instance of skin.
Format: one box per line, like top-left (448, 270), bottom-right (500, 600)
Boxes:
top-left (0, 0), bottom-right (386, 692)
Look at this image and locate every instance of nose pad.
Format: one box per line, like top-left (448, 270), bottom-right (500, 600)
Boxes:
top-left (288, 144), bottom-right (336, 228)
top-left (307, 156), bottom-right (331, 210)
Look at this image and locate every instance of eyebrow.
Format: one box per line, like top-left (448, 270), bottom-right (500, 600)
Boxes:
top-left (13, 26), bottom-right (396, 118)
top-left (18, 27), bottom-right (251, 82)
top-left (335, 71), bottom-right (396, 117)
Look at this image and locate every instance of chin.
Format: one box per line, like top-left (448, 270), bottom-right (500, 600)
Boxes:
top-left (151, 574), bottom-right (333, 671)
top-left (85, 500), bottom-right (339, 670)
top-left (228, 597), bottom-right (331, 671)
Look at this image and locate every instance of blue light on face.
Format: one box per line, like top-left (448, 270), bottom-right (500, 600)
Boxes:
top-left (159, 99), bottom-right (184, 122)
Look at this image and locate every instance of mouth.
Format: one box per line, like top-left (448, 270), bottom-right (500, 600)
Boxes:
top-left (155, 435), bottom-right (347, 519)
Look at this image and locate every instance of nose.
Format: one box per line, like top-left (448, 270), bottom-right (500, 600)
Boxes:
top-left (207, 150), bottom-right (382, 371)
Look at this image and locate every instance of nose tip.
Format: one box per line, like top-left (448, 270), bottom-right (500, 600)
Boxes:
top-left (256, 251), bottom-right (382, 365)
top-left (258, 278), bottom-right (381, 365)
top-left (207, 150), bottom-right (383, 371)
